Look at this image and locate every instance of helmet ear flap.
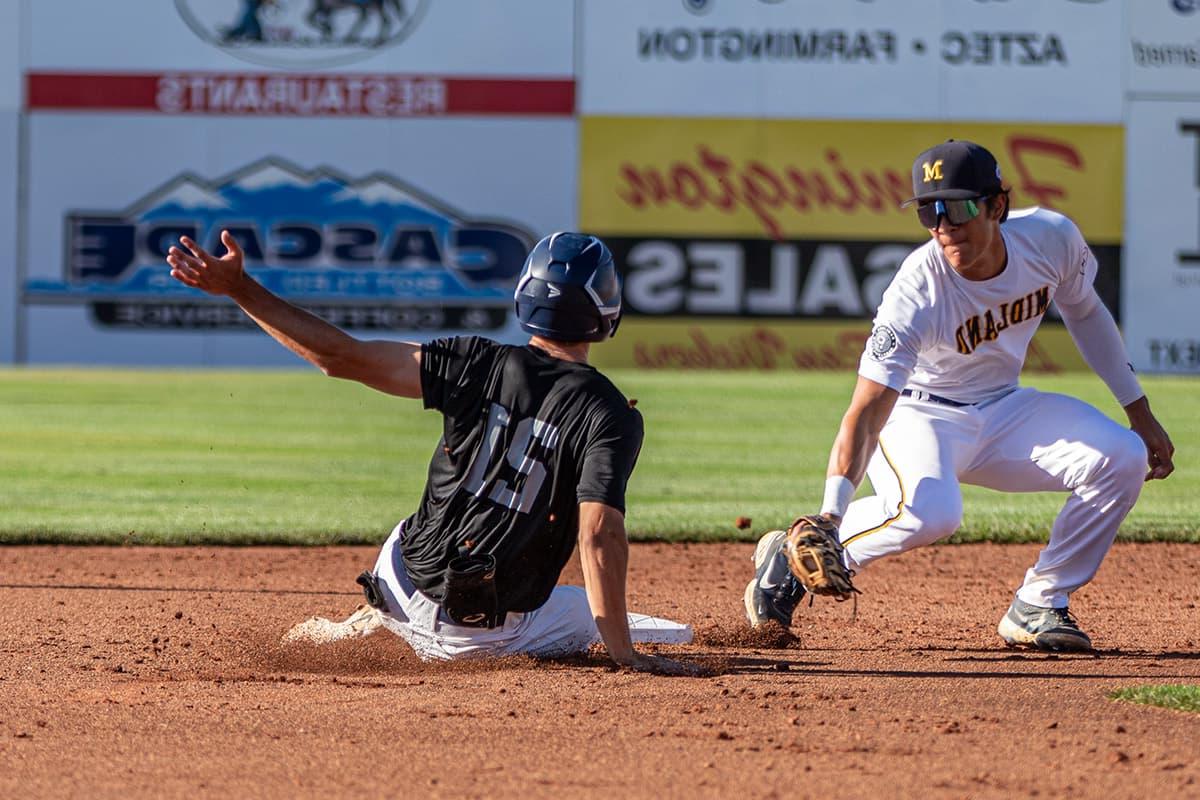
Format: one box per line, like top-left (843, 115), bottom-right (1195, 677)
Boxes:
top-left (607, 307), bottom-right (622, 339)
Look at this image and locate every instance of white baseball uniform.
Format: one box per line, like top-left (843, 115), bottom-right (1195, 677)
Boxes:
top-left (842, 207), bottom-right (1147, 609)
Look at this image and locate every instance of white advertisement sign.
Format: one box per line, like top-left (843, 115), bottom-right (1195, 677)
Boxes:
top-left (1124, 99), bottom-right (1200, 373)
top-left (0, 113), bottom-right (16, 365)
top-left (18, 0), bottom-right (577, 366)
top-left (0, 2), bottom-right (19, 112)
top-left (1127, 0), bottom-right (1200, 96)
top-left (0, 3), bottom-right (19, 363)
top-left (26, 1), bottom-right (575, 121)
top-left (28, 1), bottom-right (573, 75)
top-left (580, 0), bottom-right (1123, 121)
top-left (21, 115), bottom-right (576, 365)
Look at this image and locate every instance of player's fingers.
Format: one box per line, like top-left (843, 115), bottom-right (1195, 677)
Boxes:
top-left (1145, 447), bottom-right (1174, 481)
top-left (1153, 453), bottom-right (1175, 480)
top-left (170, 268), bottom-right (200, 288)
top-left (179, 236), bottom-right (214, 265)
top-left (220, 229), bottom-right (243, 260)
top-left (167, 248), bottom-right (204, 271)
top-left (167, 254), bottom-right (202, 279)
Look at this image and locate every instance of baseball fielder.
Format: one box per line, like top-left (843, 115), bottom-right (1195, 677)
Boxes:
top-left (168, 231), bottom-right (694, 674)
top-left (747, 140), bottom-right (1175, 652)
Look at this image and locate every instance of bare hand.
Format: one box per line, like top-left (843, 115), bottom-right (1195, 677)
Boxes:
top-left (1125, 397), bottom-right (1175, 481)
top-left (616, 651), bottom-right (706, 677)
top-left (166, 230), bottom-right (246, 297)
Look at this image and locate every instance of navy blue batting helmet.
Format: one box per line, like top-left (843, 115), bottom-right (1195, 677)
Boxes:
top-left (514, 232), bottom-right (621, 343)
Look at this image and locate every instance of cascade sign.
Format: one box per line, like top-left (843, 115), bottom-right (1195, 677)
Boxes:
top-left (26, 159), bottom-right (534, 332)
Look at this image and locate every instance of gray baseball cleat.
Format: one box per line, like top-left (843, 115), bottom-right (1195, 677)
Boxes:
top-left (744, 529), bottom-right (806, 628)
top-left (997, 597), bottom-right (1093, 652)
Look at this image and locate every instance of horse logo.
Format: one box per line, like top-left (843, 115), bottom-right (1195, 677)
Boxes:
top-left (307, 0), bottom-right (411, 42)
top-left (176, 0), bottom-right (431, 68)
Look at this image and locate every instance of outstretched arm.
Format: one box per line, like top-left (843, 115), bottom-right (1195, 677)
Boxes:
top-left (577, 501), bottom-right (696, 675)
top-left (167, 231), bottom-right (422, 398)
top-left (821, 376), bottom-right (900, 520)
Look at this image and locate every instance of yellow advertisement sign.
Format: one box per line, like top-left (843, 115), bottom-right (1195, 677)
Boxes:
top-left (590, 319), bottom-right (1089, 373)
top-left (581, 118), bottom-right (1123, 243)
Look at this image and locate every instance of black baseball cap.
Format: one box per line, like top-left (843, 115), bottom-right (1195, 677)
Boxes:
top-left (901, 140), bottom-right (1004, 206)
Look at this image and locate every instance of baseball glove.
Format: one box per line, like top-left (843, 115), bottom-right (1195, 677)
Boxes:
top-left (784, 515), bottom-right (860, 601)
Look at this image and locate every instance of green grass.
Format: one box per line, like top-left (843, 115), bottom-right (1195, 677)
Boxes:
top-left (1109, 685), bottom-right (1200, 714)
top-left (0, 367), bottom-right (1196, 544)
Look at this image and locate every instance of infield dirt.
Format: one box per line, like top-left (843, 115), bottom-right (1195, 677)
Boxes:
top-left (1, 542), bottom-right (1198, 799)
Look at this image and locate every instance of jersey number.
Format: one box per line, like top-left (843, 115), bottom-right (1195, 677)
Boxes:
top-left (463, 403), bottom-right (560, 514)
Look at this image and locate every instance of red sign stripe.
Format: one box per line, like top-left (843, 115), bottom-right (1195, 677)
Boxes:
top-left (26, 72), bottom-right (575, 117)
top-left (28, 73), bottom-right (158, 111)
top-left (445, 77), bottom-right (575, 116)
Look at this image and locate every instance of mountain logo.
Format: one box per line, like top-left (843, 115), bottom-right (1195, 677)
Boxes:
top-left (176, 0), bottom-right (431, 69)
top-left (38, 159), bottom-right (534, 316)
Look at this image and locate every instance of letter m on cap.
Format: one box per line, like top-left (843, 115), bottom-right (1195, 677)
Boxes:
top-left (922, 160), bottom-right (943, 183)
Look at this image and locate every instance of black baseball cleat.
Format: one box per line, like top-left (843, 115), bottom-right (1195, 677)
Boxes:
top-left (997, 598), bottom-right (1093, 652)
top-left (744, 529), bottom-right (806, 628)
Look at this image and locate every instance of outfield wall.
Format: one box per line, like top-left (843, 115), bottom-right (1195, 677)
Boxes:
top-left (3, 1), bottom-right (1198, 373)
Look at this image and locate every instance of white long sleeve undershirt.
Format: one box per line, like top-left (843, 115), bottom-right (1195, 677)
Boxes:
top-left (1056, 286), bottom-right (1144, 408)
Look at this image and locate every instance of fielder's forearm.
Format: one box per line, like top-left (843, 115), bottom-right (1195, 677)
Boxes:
top-left (827, 384), bottom-right (897, 484)
top-left (822, 378), bottom-right (898, 518)
top-left (827, 415), bottom-right (878, 488)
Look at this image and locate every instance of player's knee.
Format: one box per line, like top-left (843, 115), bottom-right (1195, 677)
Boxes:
top-left (1105, 430), bottom-right (1148, 488)
top-left (546, 585), bottom-right (595, 630)
top-left (908, 490), bottom-right (963, 542)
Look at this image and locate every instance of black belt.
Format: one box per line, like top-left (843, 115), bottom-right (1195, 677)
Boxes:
top-left (901, 389), bottom-right (971, 408)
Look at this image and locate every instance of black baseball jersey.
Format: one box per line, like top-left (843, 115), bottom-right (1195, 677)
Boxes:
top-left (400, 336), bottom-right (644, 613)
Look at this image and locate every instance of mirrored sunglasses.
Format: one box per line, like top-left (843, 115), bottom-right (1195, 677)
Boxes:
top-left (916, 197), bottom-right (982, 228)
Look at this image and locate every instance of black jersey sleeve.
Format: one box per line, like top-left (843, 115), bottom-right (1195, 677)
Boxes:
top-left (420, 336), bottom-right (498, 413)
top-left (576, 404), bottom-right (644, 513)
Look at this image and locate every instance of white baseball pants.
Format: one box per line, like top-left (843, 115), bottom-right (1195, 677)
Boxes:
top-left (370, 522), bottom-right (598, 661)
top-left (839, 388), bottom-right (1147, 609)
top-left (370, 522), bottom-right (692, 661)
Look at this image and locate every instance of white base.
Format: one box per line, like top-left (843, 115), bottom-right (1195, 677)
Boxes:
top-left (627, 612), bottom-right (693, 645)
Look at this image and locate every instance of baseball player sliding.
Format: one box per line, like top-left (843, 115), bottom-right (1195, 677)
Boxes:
top-left (168, 231), bottom-right (695, 674)
top-left (747, 140), bottom-right (1175, 652)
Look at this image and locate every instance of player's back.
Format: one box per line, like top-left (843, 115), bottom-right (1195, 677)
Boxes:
top-left (401, 336), bottom-right (643, 613)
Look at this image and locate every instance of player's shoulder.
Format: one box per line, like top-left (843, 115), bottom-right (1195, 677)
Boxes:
top-left (886, 240), bottom-right (939, 299)
top-left (572, 366), bottom-right (644, 432)
top-left (1005, 206), bottom-right (1083, 242)
top-left (577, 365), bottom-right (639, 411)
top-left (425, 334), bottom-right (506, 360)
top-left (898, 239), bottom-right (940, 277)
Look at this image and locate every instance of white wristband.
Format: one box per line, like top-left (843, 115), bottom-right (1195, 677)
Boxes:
top-left (820, 475), bottom-right (855, 518)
